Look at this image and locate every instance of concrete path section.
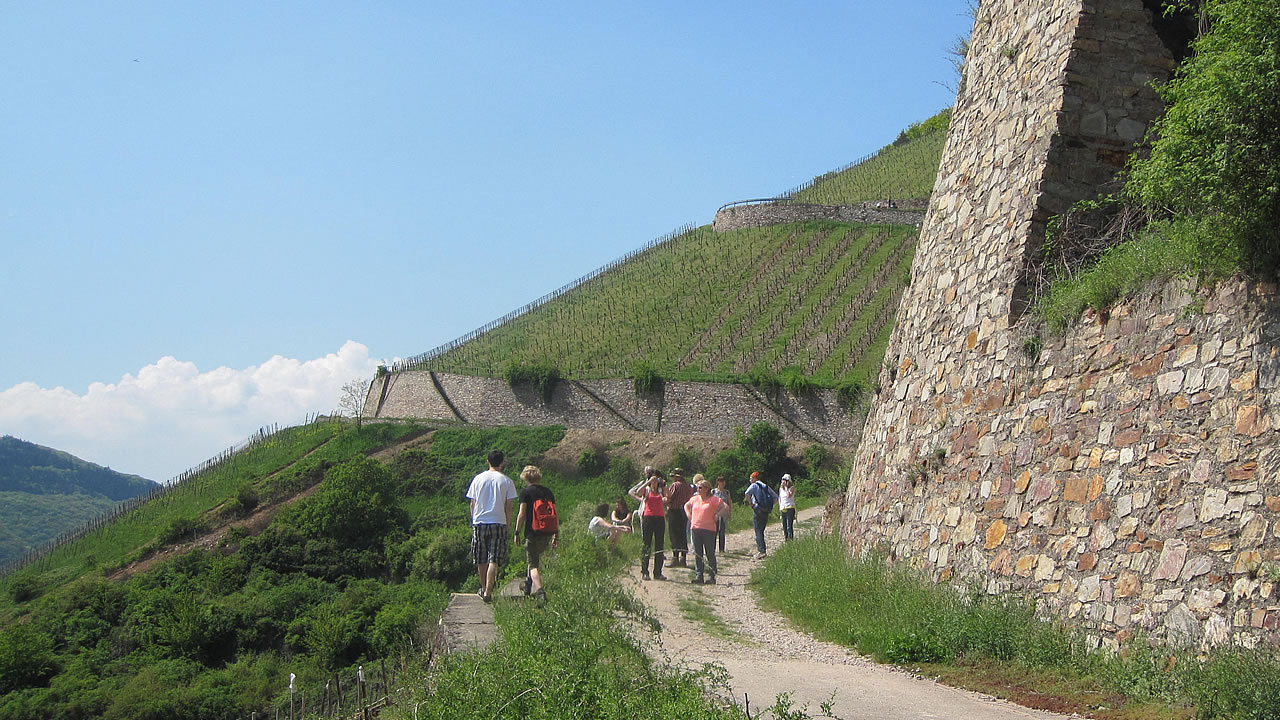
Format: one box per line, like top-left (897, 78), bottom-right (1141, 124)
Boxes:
top-left (629, 506), bottom-right (1077, 720)
top-left (438, 592), bottom-right (500, 654)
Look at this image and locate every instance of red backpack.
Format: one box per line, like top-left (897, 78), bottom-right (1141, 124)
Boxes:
top-left (531, 497), bottom-right (559, 533)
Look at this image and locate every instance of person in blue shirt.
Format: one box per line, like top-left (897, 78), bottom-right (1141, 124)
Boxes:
top-left (743, 471), bottom-right (776, 558)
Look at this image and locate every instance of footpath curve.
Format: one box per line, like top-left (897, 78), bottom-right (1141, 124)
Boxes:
top-left (627, 506), bottom-right (1075, 720)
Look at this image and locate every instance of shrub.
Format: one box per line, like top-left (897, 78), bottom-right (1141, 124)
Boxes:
top-left (410, 526), bottom-right (472, 589)
top-left (803, 444), bottom-right (834, 473)
top-left (780, 365), bottom-right (815, 395)
top-left (705, 447), bottom-right (764, 488)
top-left (576, 448), bottom-right (609, 476)
top-left (599, 455), bottom-right (639, 491)
top-left (746, 364), bottom-right (780, 395)
top-left (670, 444), bottom-right (704, 474)
top-left (502, 361), bottom-right (561, 402)
top-left (631, 360), bottom-right (663, 396)
top-left (158, 515), bottom-right (207, 546)
top-left (1126, 0), bottom-right (1280, 265)
top-left (836, 376), bottom-right (868, 408)
top-left (6, 574), bottom-right (39, 603)
top-left (225, 484), bottom-right (259, 518)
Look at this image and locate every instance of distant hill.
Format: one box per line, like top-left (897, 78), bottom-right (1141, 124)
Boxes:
top-left (0, 435), bottom-right (157, 566)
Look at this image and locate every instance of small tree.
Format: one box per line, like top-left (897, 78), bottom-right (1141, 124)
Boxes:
top-left (1127, 0), bottom-right (1280, 264)
top-left (338, 377), bottom-right (369, 429)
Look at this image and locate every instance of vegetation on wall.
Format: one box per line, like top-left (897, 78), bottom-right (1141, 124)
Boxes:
top-left (1037, 0), bottom-right (1280, 328)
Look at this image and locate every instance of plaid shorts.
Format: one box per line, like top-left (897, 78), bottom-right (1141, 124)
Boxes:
top-left (471, 523), bottom-right (510, 566)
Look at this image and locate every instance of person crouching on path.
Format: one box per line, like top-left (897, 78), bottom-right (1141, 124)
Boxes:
top-left (513, 465), bottom-right (558, 605)
top-left (665, 470), bottom-right (694, 567)
top-left (712, 475), bottom-right (733, 552)
top-left (744, 471), bottom-right (777, 558)
top-left (684, 474), bottom-right (728, 584)
top-left (611, 496), bottom-right (634, 532)
top-left (467, 449), bottom-right (518, 603)
top-left (630, 470), bottom-right (668, 580)
top-left (590, 503), bottom-right (632, 543)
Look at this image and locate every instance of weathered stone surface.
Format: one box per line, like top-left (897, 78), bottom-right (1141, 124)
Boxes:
top-left (985, 519), bottom-right (1008, 549)
top-left (1180, 555), bottom-right (1214, 581)
top-left (1165, 604), bottom-right (1201, 647)
top-left (1201, 488), bottom-right (1230, 523)
top-left (1064, 475), bottom-right (1089, 503)
top-left (1153, 540), bottom-right (1188, 582)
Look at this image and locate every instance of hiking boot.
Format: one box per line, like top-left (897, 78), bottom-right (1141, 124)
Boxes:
top-left (653, 573), bottom-right (667, 581)
top-left (706, 575), bottom-right (716, 585)
top-left (691, 576), bottom-right (704, 585)
top-left (641, 571), bottom-right (651, 581)
top-left (522, 577), bottom-right (533, 596)
top-left (534, 588), bottom-right (547, 608)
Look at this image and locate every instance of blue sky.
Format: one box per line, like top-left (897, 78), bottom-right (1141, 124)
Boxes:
top-left (1, 2), bottom-right (971, 481)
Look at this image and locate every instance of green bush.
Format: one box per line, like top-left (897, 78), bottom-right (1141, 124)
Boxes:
top-left (746, 364), bottom-right (780, 395)
top-left (576, 448), bottom-right (609, 476)
top-left (780, 365), bottom-right (815, 395)
top-left (836, 376), bottom-right (868, 408)
top-left (1126, 0), bottom-right (1280, 265)
top-left (802, 444), bottom-right (834, 473)
top-left (502, 361), bottom-right (561, 402)
top-left (631, 360), bottom-right (663, 396)
top-left (410, 526), bottom-right (472, 589)
top-left (0, 623), bottom-right (58, 693)
top-left (670, 444), bottom-right (704, 474)
top-left (158, 515), bottom-right (207, 547)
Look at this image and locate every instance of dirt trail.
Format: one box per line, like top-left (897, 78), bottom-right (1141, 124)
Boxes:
top-left (627, 507), bottom-right (1076, 720)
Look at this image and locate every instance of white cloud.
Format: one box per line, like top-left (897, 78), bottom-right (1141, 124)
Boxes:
top-left (0, 341), bottom-right (382, 483)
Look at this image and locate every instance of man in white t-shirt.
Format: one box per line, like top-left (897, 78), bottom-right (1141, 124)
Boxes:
top-left (466, 449), bottom-right (518, 603)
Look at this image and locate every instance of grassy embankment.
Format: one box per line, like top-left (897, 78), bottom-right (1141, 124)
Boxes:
top-left (754, 536), bottom-right (1280, 719)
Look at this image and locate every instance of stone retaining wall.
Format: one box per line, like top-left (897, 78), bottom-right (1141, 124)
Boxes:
top-left (712, 202), bottom-right (924, 232)
top-left (365, 371), bottom-right (861, 447)
top-left (841, 0), bottom-right (1279, 651)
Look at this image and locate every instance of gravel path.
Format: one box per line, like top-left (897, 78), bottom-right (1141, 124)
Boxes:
top-left (626, 506), bottom-right (1077, 720)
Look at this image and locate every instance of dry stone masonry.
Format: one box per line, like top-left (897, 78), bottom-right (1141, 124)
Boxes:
top-left (366, 371), bottom-right (862, 448)
top-left (841, 0), bottom-right (1278, 651)
top-left (712, 201), bottom-right (924, 232)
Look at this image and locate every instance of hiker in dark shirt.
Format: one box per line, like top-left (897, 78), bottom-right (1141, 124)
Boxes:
top-left (514, 465), bottom-right (558, 605)
top-left (665, 470), bottom-right (695, 567)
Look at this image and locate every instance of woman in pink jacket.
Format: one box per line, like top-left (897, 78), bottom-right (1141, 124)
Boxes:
top-left (683, 474), bottom-right (729, 585)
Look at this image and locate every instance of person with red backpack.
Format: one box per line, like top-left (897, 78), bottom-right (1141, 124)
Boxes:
top-left (514, 465), bottom-right (559, 606)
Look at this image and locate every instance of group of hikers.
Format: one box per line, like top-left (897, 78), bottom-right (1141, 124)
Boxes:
top-left (464, 449), bottom-right (798, 605)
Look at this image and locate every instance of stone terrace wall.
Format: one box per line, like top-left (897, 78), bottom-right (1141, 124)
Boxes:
top-left (366, 371), bottom-right (861, 447)
top-left (840, 0), bottom-right (1280, 651)
top-left (844, 280), bottom-right (1280, 650)
top-left (712, 202), bottom-right (924, 232)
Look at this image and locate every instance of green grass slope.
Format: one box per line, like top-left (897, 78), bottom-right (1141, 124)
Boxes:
top-left (0, 421), bottom-right (700, 719)
top-left (415, 221), bottom-right (915, 385)
top-left (787, 108), bottom-right (949, 205)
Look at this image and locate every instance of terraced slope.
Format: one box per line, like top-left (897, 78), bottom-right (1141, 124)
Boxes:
top-left (415, 220), bottom-right (916, 385)
top-left (786, 122), bottom-right (947, 206)
top-left (398, 113), bottom-right (946, 387)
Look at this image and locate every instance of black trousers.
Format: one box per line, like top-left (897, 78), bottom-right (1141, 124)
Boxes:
top-left (641, 514), bottom-right (665, 574)
top-left (666, 509), bottom-right (689, 553)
